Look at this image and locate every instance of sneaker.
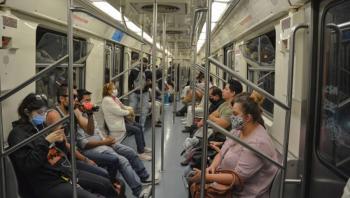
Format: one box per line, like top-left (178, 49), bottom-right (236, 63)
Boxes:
top-left (155, 122), bottom-right (162, 127)
top-left (138, 153), bottom-right (152, 161)
top-left (138, 185), bottom-right (152, 198)
top-left (144, 147), bottom-right (152, 153)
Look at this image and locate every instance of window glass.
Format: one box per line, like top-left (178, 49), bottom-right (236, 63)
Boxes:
top-left (35, 28), bottom-right (91, 106)
top-left (318, 1), bottom-right (350, 177)
top-left (244, 31), bottom-right (276, 116)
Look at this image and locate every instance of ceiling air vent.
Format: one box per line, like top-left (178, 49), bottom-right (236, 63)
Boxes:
top-left (142, 4), bottom-right (180, 13)
top-left (130, 2), bottom-right (188, 14)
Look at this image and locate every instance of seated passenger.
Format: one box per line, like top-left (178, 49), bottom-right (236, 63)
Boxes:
top-left (183, 86), bottom-right (224, 133)
top-left (8, 93), bottom-right (117, 198)
top-left (101, 82), bottom-right (152, 161)
top-left (189, 93), bottom-right (279, 198)
top-left (56, 86), bottom-right (152, 197)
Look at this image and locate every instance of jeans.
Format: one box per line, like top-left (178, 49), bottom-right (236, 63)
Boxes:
top-left (83, 144), bottom-right (149, 197)
top-left (125, 122), bottom-right (146, 153)
top-left (129, 92), bottom-right (149, 129)
top-left (76, 160), bottom-right (109, 179)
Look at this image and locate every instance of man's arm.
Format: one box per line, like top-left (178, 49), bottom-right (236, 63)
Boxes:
top-left (74, 109), bottom-right (94, 135)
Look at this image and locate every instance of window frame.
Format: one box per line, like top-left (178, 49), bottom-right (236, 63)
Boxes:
top-left (315, 0), bottom-right (350, 179)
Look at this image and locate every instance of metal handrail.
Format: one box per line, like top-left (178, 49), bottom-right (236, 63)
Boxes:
top-left (151, 1), bottom-right (158, 196)
top-left (279, 24), bottom-right (309, 198)
top-left (208, 56), bottom-right (289, 110)
top-left (160, 14), bottom-right (167, 171)
top-left (207, 120), bottom-right (284, 168)
top-left (119, 86), bottom-right (141, 100)
top-left (0, 55), bottom-right (68, 102)
top-left (193, 64), bottom-right (227, 83)
top-left (2, 116), bottom-right (70, 156)
top-left (70, 6), bottom-right (146, 45)
top-left (110, 62), bottom-right (140, 82)
top-left (190, 8), bottom-right (208, 46)
top-left (200, 1), bottom-right (212, 197)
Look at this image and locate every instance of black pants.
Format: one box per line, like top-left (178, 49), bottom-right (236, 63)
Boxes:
top-left (39, 171), bottom-right (117, 198)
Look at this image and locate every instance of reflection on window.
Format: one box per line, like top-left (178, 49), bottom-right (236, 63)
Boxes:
top-left (35, 27), bottom-right (89, 106)
top-left (240, 32), bottom-right (275, 66)
top-left (245, 31), bottom-right (276, 116)
top-left (319, 1), bottom-right (350, 177)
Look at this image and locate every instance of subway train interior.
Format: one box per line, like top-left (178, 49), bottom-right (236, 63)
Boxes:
top-left (0, 0), bottom-right (349, 197)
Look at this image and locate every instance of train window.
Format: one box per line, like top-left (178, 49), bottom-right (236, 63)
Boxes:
top-left (242, 31), bottom-right (276, 116)
top-left (35, 27), bottom-right (92, 106)
top-left (318, 1), bottom-right (350, 177)
top-left (223, 43), bottom-right (234, 81)
top-left (104, 43), bottom-right (124, 92)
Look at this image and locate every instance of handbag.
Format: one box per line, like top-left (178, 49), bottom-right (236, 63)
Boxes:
top-left (189, 169), bottom-right (242, 198)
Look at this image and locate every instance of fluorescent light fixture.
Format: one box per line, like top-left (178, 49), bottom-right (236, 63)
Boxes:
top-left (92, 1), bottom-right (166, 50)
top-left (93, 1), bottom-right (122, 21)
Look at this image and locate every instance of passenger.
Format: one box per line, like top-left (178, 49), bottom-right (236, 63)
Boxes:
top-left (195, 79), bottom-right (243, 138)
top-left (102, 82), bottom-right (152, 161)
top-left (8, 93), bottom-right (117, 198)
top-left (182, 86), bottom-right (224, 133)
top-left (189, 93), bottom-right (280, 198)
top-left (128, 57), bottom-right (152, 130)
top-left (74, 87), bottom-right (154, 197)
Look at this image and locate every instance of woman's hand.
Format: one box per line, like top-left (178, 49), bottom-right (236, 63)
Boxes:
top-left (45, 129), bottom-right (65, 143)
top-left (189, 168), bottom-right (202, 183)
top-left (206, 165), bottom-right (216, 174)
top-left (209, 142), bottom-right (222, 153)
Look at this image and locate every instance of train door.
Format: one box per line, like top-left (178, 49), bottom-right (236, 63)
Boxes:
top-left (35, 27), bottom-right (92, 106)
top-left (307, 0), bottom-right (350, 197)
top-left (104, 42), bottom-right (124, 93)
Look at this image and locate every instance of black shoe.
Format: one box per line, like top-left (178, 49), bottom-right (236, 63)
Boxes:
top-left (155, 123), bottom-right (162, 127)
top-left (182, 129), bottom-right (191, 133)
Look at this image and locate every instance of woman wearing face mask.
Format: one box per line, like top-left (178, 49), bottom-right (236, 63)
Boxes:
top-left (8, 93), bottom-right (112, 198)
top-left (189, 93), bottom-right (280, 198)
top-left (102, 82), bottom-right (152, 161)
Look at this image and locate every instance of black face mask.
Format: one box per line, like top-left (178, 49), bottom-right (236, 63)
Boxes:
top-left (209, 98), bottom-right (216, 103)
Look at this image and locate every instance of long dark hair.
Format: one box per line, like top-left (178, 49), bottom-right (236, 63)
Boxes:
top-left (234, 92), bottom-right (265, 128)
top-left (18, 93), bottom-right (47, 122)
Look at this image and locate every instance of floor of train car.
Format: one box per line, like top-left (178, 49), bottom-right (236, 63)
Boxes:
top-left (95, 102), bottom-right (188, 198)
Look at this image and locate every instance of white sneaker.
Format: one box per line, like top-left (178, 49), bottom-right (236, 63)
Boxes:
top-left (139, 153), bottom-right (152, 161)
top-left (144, 147), bottom-right (152, 153)
top-left (139, 185), bottom-right (152, 198)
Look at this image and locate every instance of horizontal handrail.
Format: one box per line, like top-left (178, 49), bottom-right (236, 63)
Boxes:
top-left (110, 63), bottom-right (139, 82)
top-left (0, 55), bottom-right (68, 102)
top-left (207, 120), bottom-right (284, 169)
top-left (208, 56), bottom-right (289, 110)
top-left (71, 7), bottom-right (146, 45)
top-left (36, 63), bottom-right (85, 67)
top-left (193, 64), bottom-right (227, 83)
top-left (248, 67), bottom-right (275, 72)
top-left (119, 86), bottom-right (142, 100)
top-left (2, 116), bottom-right (70, 156)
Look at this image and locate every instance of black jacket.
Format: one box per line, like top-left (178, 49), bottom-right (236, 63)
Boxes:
top-left (8, 119), bottom-right (69, 197)
top-left (128, 66), bottom-right (152, 93)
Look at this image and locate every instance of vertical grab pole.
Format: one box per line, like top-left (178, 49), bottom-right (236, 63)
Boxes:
top-left (139, 14), bottom-right (144, 127)
top-left (151, 0), bottom-right (158, 196)
top-left (173, 43), bottom-right (178, 123)
top-left (191, 45), bottom-right (197, 125)
top-left (200, 0), bottom-right (212, 197)
top-left (161, 14), bottom-right (166, 171)
top-left (279, 24), bottom-right (309, 198)
top-left (0, 76), bottom-right (6, 198)
top-left (67, 0), bottom-right (78, 197)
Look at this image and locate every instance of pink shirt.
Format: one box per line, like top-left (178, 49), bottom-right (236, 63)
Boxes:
top-left (219, 125), bottom-right (280, 198)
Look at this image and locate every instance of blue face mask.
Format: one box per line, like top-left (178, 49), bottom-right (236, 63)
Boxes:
top-left (230, 115), bottom-right (245, 130)
top-left (32, 114), bottom-right (45, 126)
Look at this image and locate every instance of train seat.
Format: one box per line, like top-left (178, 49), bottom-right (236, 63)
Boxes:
top-left (0, 156), bottom-right (21, 198)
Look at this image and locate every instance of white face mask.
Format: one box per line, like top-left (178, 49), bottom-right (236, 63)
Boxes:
top-left (112, 89), bottom-right (118, 97)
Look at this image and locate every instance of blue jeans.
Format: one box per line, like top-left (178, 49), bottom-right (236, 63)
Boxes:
top-left (76, 160), bottom-right (109, 179)
top-left (125, 122), bottom-right (146, 153)
top-left (129, 92), bottom-right (149, 129)
top-left (83, 144), bottom-right (149, 197)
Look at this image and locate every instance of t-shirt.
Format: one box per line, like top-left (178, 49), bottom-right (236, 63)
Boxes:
top-left (216, 101), bottom-right (233, 126)
top-left (219, 125), bottom-right (280, 198)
